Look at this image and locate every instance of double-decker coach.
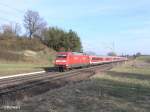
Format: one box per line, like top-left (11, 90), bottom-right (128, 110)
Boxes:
top-left (89, 56), bottom-right (105, 65)
top-left (55, 52), bottom-right (127, 72)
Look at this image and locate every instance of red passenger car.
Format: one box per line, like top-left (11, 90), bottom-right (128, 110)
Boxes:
top-left (89, 56), bottom-right (105, 65)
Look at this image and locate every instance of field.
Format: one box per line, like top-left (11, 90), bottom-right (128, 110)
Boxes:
top-left (20, 56), bottom-right (150, 112)
top-left (136, 55), bottom-right (150, 63)
top-left (0, 51), bottom-right (54, 76)
top-left (0, 63), bottom-right (52, 76)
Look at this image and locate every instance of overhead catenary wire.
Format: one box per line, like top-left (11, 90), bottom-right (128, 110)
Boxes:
top-left (0, 9), bottom-right (23, 18)
top-left (0, 2), bottom-right (25, 14)
top-left (0, 16), bottom-right (20, 24)
top-left (0, 2), bottom-right (25, 23)
top-left (0, 2), bottom-right (26, 25)
top-left (0, 17), bottom-right (18, 32)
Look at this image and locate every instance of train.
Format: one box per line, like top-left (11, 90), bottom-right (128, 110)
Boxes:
top-left (54, 52), bottom-right (127, 72)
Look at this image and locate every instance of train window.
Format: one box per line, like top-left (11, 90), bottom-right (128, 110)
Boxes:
top-left (92, 57), bottom-right (103, 60)
top-left (92, 58), bottom-right (99, 60)
top-left (57, 55), bottom-right (67, 58)
top-left (92, 58), bottom-right (96, 60)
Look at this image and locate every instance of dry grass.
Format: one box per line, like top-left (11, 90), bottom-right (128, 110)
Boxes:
top-left (0, 50), bottom-right (55, 76)
top-left (0, 37), bottom-right (46, 51)
top-left (20, 59), bottom-right (150, 112)
top-left (0, 38), bottom-right (56, 62)
top-left (136, 55), bottom-right (150, 63)
top-left (0, 37), bottom-right (56, 75)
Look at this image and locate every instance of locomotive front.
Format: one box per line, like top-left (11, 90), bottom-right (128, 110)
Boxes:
top-left (55, 52), bottom-right (69, 72)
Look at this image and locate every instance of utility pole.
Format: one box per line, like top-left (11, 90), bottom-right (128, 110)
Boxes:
top-left (112, 41), bottom-right (115, 53)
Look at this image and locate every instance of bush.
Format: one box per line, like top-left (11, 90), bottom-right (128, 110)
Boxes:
top-left (0, 37), bottom-right (45, 51)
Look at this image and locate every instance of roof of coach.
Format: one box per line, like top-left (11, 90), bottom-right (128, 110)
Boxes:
top-left (57, 52), bottom-right (71, 54)
top-left (89, 55), bottom-right (115, 57)
top-left (89, 55), bottom-right (127, 59)
top-left (72, 52), bottom-right (86, 55)
top-left (57, 52), bottom-right (86, 55)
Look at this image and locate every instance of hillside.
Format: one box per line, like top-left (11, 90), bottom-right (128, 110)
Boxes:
top-left (0, 37), bottom-right (56, 75)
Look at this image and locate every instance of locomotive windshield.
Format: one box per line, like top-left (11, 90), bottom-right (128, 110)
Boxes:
top-left (57, 55), bottom-right (67, 58)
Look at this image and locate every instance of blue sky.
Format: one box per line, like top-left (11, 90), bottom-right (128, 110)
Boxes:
top-left (0, 0), bottom-right (150, 55)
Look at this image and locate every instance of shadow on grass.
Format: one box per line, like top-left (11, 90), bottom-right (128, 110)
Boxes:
top-left (107, 71), bottom-right (150, 80)
top-left (35, 67), bottom-right (58, 72)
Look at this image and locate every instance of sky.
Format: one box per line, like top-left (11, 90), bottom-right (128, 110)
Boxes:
top-left (0, 0), bottom-right (150, 55)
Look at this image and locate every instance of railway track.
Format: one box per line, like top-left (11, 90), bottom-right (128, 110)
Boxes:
top-left (0, 63), bottom-right (113, 95)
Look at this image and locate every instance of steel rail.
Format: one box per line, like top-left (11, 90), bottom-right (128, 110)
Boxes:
top-left (0, 64), bottom-right (113, 95)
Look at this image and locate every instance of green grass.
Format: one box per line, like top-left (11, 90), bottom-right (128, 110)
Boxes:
top-left (136, 55), bottom-right (150, 63)
top-left (111, 63), bottom-right (150, 75)
top-left (0, 62), bottom-right (52, 76)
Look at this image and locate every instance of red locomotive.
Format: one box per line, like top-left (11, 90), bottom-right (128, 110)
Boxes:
top-left (55, 52), bottom-right (89, 71)
top-left (55, 52), bottom-right (127, 72)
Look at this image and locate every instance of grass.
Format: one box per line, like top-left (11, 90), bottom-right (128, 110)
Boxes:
top-left (20, 58), bottom-right (150, 112)
top-left (0, 62), bottom-right (52, 76)
top-left (0, 51), bottom-right (54, 76)
top-left (111, 64), bottom-right (150, 75)
top-left (0, 49), bottom-right (55, 76)
top-left (136, 55), bottom-right (150, 63)
top-left (90, 60), bottom-right (150, 112)
top-left (0, 37), bottom-right (46, 51)
top-left (0, 37), bottom-right (56, 76)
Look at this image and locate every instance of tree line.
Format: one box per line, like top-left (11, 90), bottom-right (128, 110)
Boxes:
top-left (0, 10), bottom-right (82, 52)
top-left (42, 27), bottom-right (82, 52)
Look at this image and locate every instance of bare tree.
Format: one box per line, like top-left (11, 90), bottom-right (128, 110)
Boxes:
top-left (24, 10), bottom-right (47, 39)
top-left (1, 23), bottom-right (21, 37)
top-left (13, 23), bottom-right (21, 36)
